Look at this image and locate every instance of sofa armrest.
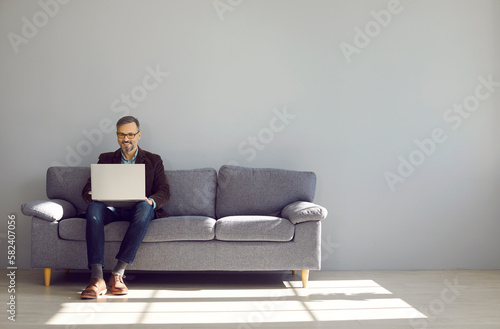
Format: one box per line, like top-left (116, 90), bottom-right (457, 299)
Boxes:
top-left (281, 201), bottom-right (328, 224)
top-left (21, 199), bottom-right (77, 222)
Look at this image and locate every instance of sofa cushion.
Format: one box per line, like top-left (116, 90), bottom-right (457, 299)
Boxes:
top-left (162, 168), bottom-right (217, 218)
top-left (215, 216), bottom-right (294, 242)
top-left (281, 201), bottom-right (328, 224)
top-left (57, 217), bottom-right (87, 241)
top-left (58, 216), bottom-right (216, 242)
top-left (216, 165), bottom-right (316, 218)
top-left (144, 216), bottom-right (216, 242)
top-left (47, 167), bottom-right (90, 215)
top-left (21, 199), bottom-right (77, 222)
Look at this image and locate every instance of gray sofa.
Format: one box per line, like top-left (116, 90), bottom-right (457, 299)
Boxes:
top-left (21, 165), bottom-right (327, 287)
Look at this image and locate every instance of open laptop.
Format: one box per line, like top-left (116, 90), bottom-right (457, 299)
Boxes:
top-left (91, 164), bottom-right (146, 207)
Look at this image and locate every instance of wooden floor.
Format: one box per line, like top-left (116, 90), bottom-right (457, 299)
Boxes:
top-left (1, 269), bottom-right (500, 328)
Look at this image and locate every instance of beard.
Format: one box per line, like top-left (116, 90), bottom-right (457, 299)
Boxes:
top-left (121, 141), bottom-right (135, 153)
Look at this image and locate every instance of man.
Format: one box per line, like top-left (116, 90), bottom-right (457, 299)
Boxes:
top-left (81, 116), bottom-right (170, 299)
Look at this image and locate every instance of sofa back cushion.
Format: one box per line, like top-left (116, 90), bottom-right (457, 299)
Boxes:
top-left (47, 166), bottom-right (218, 218)
top-left (162, 168), bottom-right (217, 218)
top-left (47, 167), bottom-right (90, 215)
top-left (216, 165), bottom-right (316, 218)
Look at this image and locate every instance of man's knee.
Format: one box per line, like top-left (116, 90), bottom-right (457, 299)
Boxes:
top-left (135, 200), bottom-right (150, 209)
top-left (133, 201), bottom-right (155, 221)
top-left (86, 201), bottom-right (107, 221)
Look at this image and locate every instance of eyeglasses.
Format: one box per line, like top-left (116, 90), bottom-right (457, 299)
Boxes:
top-left (116, 131), bottom-right (140, 139)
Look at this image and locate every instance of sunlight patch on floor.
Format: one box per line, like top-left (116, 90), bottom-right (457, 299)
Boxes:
top-left (46, 279), bottom-right (427, 325)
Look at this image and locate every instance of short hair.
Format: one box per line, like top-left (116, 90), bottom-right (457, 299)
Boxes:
top-left (116, 116), bottom-right (140, 130)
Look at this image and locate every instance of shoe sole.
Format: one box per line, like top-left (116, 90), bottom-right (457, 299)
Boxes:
top-left (81, 288), bottom-right (107, 299)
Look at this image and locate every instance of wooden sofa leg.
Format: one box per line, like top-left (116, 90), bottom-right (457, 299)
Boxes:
top-left (301, 270), bottom-right (309, 288)
top-left (292, 270), bottom-right (297, 275)
top-left (44, 268), bottom-right (52, 287)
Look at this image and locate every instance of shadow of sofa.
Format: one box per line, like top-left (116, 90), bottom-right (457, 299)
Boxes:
top-left (21, 165), bottom-right (327, 287)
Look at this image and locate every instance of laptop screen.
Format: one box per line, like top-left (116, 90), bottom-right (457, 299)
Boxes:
top-left (90, 164), bottom-right (146, 207)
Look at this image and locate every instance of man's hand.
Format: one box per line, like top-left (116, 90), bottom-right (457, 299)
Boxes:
top-left (145, 198), bottom-right (153, 206)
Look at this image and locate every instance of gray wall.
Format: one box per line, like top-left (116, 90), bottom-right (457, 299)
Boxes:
top-left (1, 0), bottom-right (499, 270)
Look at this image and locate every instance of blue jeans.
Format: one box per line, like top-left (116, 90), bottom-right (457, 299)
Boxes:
top-left (85, 201), bottom-right (155, 268)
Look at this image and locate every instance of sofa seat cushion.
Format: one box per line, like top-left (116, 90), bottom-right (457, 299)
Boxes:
top-left (58, 216), bottom-right (216, 242)
top-left (215, 216), bottom-right (294, 242)
top-left (145, 216), bottom-right (216, 242)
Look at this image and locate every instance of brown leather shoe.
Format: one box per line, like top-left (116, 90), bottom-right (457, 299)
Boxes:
top-left (109, 273), bottom-right (128, 295)
top-left (81, 277), bottom-right (107, 299)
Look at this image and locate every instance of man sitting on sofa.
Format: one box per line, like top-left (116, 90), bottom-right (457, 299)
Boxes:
top-left (80, 115), bottom-right (170, 299)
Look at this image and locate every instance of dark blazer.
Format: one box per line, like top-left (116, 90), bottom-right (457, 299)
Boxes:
top-left (82, 147), bottom-right (170, 218)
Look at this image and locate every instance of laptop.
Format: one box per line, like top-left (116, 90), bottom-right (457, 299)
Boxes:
top-left (91, 164), bottom-right (146, 207)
